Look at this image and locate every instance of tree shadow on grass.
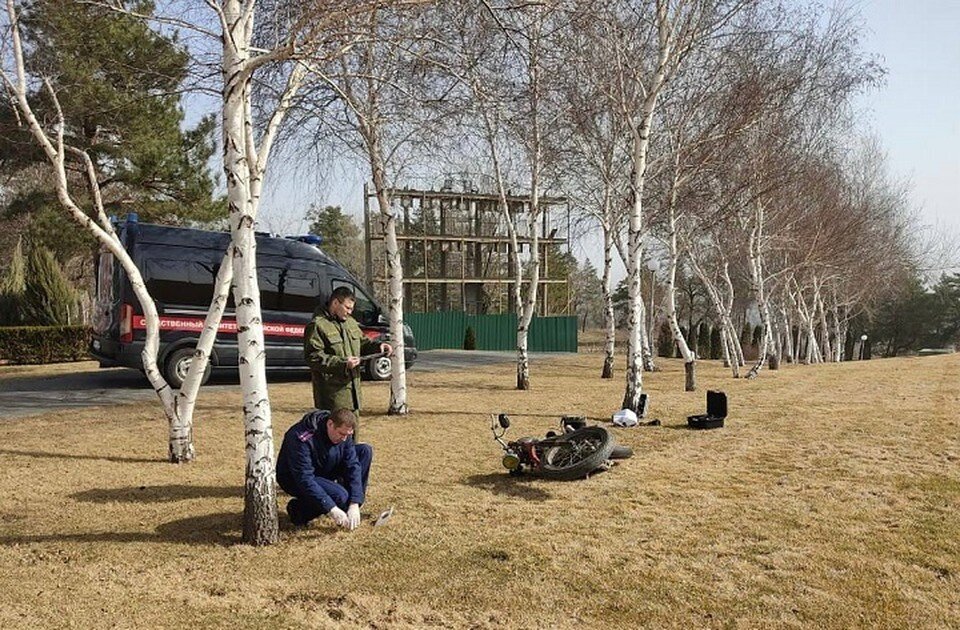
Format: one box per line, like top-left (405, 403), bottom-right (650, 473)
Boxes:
top-left (662, 423), bottom-right (706, 431)
top-left (413, 382), bottom-right (517, 392)
top-left (0, 511), bottom-right (243, 547)
top-left (0, 448), bottom-right (162, 464)
top-left (461, 473), bottom-right (553, 502)
top-left (71, 484), bottom-right (241, 504)
top-left (411, 410), bottom-right (571, 422)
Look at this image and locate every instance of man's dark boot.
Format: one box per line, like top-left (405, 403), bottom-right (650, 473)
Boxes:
top-left (286, 498), bottom-right (307, 527)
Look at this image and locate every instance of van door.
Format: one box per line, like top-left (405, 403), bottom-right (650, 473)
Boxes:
top-left (259, 264), bottom-right (322, 366)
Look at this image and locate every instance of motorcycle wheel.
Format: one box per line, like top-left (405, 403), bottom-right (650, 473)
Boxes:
top-left (538, 427), bottom-right (615, 481)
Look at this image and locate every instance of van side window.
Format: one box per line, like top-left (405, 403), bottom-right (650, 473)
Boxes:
top-left (144, 258), bottom-right (217, 308)
top-left (332, 280), bottom-right (378, 326)
top-left (260, 265), bottom-right (321, 313)
top-left (259, 267), bottom-right (282, 311)
top-left (280, 268), bottom-right (321, 313)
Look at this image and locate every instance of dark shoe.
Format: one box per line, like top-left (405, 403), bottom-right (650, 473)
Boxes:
top-left (286, 498), bottom-right (307, 527)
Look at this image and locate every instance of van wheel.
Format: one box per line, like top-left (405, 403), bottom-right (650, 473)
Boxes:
top-left (366, 355), bottom-right (392, 381)
top-left (164, 347), bottom-right (211, 389)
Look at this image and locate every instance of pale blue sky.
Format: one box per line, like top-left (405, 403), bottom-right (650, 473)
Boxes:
top-left (856, 0), bottom-right (960, 236)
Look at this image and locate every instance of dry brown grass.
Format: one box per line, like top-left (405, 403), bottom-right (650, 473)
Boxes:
top-left (1, 353), bottom-right (958, 629)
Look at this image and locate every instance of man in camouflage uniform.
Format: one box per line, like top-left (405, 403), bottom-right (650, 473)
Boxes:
top-left (304, 286), bottom-right (392, 437)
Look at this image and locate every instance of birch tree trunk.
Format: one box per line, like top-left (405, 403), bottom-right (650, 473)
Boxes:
top-left (369, 159), bottom-right (408, 413)
top-left (221, 0), bottom-right (306, 545)
top-left (813, 278), bottom-right (833, 362)
top-left (640, 303), bottom-right (657, 372)
top-left (476, 96), bottom-right (529, 388)
top-left (687, 248), bottom-right (739, 378)
top-left (622, 134), bottom-right (647, 411)
top-left (720, 325), bottom-right (732, 368)
top-left (171, 248), bottom-right (235, 461)
top-left (832, 294), bottom-right (847, 362)
top-left (621, 1), bottom-right (675, 411)
top-left (664, 202), bottom-right (697, 391)
top-left (515, 12), bottom-right (547, 391)
top-left (601, 221), bottom-right (616, 379)
top-left (723, 262), bottom-right (745, 369)
top-left (517, 195), bottom-right (542, 390)
top-left (746, 202), bottom-right (772, 379)
top-left (780, 301), bottom-right (794, 364)
top-left (802, 288), bottom-right (822, 364)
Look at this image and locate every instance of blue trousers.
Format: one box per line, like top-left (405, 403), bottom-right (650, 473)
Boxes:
top-left (295, 443), bottom-right (372, 524)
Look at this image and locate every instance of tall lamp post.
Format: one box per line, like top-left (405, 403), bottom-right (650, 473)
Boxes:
top-left (859, 334), bottom-right (868, 361)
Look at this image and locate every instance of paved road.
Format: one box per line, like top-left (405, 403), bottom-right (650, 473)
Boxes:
top-left (0, 350), bottom-right (529, 420)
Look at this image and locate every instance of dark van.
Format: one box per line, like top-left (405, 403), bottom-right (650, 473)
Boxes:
top-left (90, 215), bottom-right (417, 387)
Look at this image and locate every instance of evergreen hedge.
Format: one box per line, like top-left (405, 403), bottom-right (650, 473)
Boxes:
top-left (463, 325), bottom-right (477, 350)
top-left (0, 326), bottom-right (91, 364)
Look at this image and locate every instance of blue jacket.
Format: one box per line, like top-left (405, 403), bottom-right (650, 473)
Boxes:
top-left (276, 410), bottom-right (364, 513)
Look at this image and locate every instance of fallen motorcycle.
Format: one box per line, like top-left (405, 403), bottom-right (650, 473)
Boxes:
top-left (490, 413), bottom-right (631, 481)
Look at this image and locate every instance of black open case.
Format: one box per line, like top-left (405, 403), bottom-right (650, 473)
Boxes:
top-left (687, 390), bottom-right (727, 429)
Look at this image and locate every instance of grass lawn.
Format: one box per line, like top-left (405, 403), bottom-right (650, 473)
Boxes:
top-left (0, 353), bottom-right (958, 628)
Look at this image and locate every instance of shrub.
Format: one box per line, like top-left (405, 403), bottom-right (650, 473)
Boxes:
top-left (697, 323), bottom-right (711, 357)
top-left (709, 326), bottom-right (722, 360)
top-left (656, 320), bottom-right (674, 357)
top-left (0, 238), bottom-right (27, 326)
top-left (463, 325), bottom-right (476, 350)
top-left (23, 246), bottom-right (81, 326)
top-left (0, 326), bottom-right (91, 364)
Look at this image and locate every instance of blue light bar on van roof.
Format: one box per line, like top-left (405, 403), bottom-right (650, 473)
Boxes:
top-left (288, 234), bottom-right (323, 246)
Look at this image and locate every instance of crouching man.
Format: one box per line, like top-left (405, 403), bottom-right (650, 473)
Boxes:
top-left (276, 409), bottom-right (372, 530)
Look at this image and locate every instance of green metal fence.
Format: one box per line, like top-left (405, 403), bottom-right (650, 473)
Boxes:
top-left (405, 312), bottom-right (577, 352)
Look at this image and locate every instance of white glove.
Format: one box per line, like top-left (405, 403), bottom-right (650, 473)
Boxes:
top-left (328, 506), bottom-right (349, 528)
top-left (347, 503), bottom-right (361, 531)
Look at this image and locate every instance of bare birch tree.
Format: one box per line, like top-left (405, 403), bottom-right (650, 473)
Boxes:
top-left (16, 0), bottom-right (367, 544)
top-left (429, 0), bottom-right (566, 390)
top-left (555, 5), bottom-right (632, 379)
top-left (1, 0), bottom-right (232, 464)
top-left (295, 2), bottom-right (440, 414)
top-left (580, 0), bottom-right (750, 410)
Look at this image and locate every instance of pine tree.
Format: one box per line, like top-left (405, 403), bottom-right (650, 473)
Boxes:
top-left (0, 0), bottom-right (225, 263)
top-left (697, 323), bottom-right (712, 359)
top-left (709, 326), bottom-right (722, 360)
top-left (0, 238), bottom-right (27, 325)
top-left (657, 321), bottom-right (674, 357)
top-left (23, 245), bottom-right (80, 326)
top-left (305, 204), bottom-right (364, 279)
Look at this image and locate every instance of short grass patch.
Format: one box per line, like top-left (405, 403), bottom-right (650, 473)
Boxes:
top-left (1, 354), bottom-right (958, 628)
